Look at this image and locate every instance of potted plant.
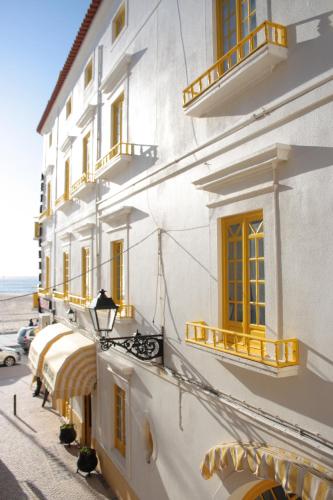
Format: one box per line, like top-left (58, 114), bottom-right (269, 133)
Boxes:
top-left (59, 423), bottom-right (77, 445)
top-left (77, 446), bottom-right (98, 476)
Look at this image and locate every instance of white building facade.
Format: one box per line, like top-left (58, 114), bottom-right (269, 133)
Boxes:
top-left (35, 0), bottom-right (333, 498)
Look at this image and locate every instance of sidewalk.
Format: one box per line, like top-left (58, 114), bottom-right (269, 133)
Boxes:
top-left (0, 361), bottom-right (116, 499)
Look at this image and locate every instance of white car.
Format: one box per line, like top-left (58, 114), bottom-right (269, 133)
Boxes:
top-left (0, 347), bottom-right (20, 367)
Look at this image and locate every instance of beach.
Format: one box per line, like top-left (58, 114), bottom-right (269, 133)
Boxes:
top-left (0, 294), bottom-right (37, 334)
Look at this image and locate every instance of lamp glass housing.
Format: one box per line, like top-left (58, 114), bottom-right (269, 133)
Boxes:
top-left (88, 289), bottom-right (118, 335)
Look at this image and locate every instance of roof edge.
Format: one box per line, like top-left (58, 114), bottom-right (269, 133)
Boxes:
top-left (37, 0), bottom-right (103, 135)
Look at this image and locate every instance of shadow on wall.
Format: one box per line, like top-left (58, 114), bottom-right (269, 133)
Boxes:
top-left (203, 10), bottom-right (333, 117)
top-left (217, 338), bottom-right (333, 428)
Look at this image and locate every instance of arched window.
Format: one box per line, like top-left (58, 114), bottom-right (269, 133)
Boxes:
top-left (243, 480), bottom-right (301, 500)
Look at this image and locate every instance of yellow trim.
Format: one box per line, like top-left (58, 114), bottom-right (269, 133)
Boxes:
top-left (66, 97), bottom-right (72, 118)
top-left (112, 240), bottom-right (124, 305)
top-left (83, 132), bottom-right (91, 175)
top-left (95, 142), bottom-right (133, 171)
top-left (63, 251), bottom-right (69, 297)
top-left (114, 384), bottom-right (126, 456)
top-left (183, 20), bottom-right (287, 106)
top-left (81, 247), bottom-right (90, 299)
top-left (45, 256), bottom-right (51, 291)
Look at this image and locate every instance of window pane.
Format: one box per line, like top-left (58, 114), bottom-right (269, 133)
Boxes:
top-left (228, 242), bottom-right (234, 258)
top-left (250, 13), bottom-right (256, 31)
top-left (250, 220), bottom-right (262, 232)
top-left (230, 32), bottom-right (237, 47)
top-left (250, 304), bottom-right (256, 324)
top-left (230, 223), bottom-right (240, 235)
top-left (236, 241), bottom-right (242, 258)
top-left (259, 306), bottom-right (265, 325)
top-left (230, 14), bottom-right (236, 31)
top-left (250, 261), bottom-right (256, 279)
top-left (259, 260), bottom-right (265, 279)
top-left (236, 283), bottom-right (242, 301)
top-left (229, 284), bottom-right (234, 300)
top-left (230, 0), bottom-right (236, 13)
top-left (241, 2), bottom-right (248, 19)
top-left (262, 491), bottom-right (275, 500)
top-left (249, 239), bottom-right (255, 257)
top-left (250, 282), bottom-right (256, 301)
top-left (258, 238), bottom-right (264, 257)
top-left (250, 0), bottom-right (256, 13)
top-left (259, 283), bottom-right (265, 302)
top-left (237, 304), bottom-right (243, 322)
top-left (228, 262), bottom-right (235, 279)
top-left (236, 262), bottom-right (242, 280)
top-left (229, 303), bottom-right (235, 321)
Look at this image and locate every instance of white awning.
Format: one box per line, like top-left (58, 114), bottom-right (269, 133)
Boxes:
top-left (201, 443), bottom-right (333, 500)
top-left (28, 323), bottom-right (72, 377)
top-left (42, 332), bottom-right (96, 399)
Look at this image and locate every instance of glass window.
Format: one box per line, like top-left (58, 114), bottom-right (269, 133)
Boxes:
top-left (82, 132), bottom-right (91, 174)
top-left (84, 59), bottom-right (93, 88)
top-left (114, 384), bottom-right (126, 456)
top-left (222, 210), bottom-right (265, 335)
top-left (66, 97), bottom-right (72, 118)
top-left (111, 93), bottom-right (124, 148)
top-left (112, 241), bottom-right (124, 304)
top-left (81, 248), bottom-right (90, 299)
top-left (113, 5), bottom-right (125, 41)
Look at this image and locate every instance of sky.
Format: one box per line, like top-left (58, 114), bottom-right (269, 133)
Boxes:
top-left (0, 0), bottom-right (91, 277)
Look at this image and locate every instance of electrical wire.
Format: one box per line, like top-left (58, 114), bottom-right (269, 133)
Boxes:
top-left (0, 228), bottom-right (158, 303)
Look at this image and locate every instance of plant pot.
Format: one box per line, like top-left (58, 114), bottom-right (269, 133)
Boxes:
top-left (77, 448), bottom-right (98, 476)
top-left (59, 424), bottom-right (77, 445)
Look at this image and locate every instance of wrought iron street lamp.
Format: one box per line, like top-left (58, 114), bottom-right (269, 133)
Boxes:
top-left (67, 307), bottom-right (76, 323)
top-left (87, 289), bottom-right (119, 336)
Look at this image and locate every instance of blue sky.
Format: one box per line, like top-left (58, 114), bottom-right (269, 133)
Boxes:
top-left (0, 0), bottom-right (91, 276)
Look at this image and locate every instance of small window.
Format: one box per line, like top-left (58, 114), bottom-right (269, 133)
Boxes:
top-left (81, 247), bottom-right (90, 299)
top-left (63, 252), bottom-right (69, 297)
top-left (45, 256), bottom-right (51, 291)
top-left (82, 132), bottom-right (91, 174)
top-left (114, 384), bottom-right (126, 456)
top-left (111, 93), bottom-right (124, 147)
top-left (66, 97), bottom-right (72, 118)
top-left (112, 240), bottom-right (124, 304)
top-left (49, 132), bottom-right (52, 147)
top-left (113, 5), bottom-right (125, 41)
top-left (84, 59), bottom-right (93, 88)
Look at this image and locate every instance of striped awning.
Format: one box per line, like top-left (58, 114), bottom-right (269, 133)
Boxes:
top-left (42, 332), bottom-right (96, 399)
top-left (201, 443), bottom-right (333, 500)
top-left (28, 323), bottom-right (73, 377)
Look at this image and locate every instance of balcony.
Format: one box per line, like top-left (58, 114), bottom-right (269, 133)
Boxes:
top-left (186, 322), bottom-right (299, 377)
top-left (53, 290), bottom-right (67, 300)
top-left (70, 173), bottom-right (95, 199)
top-left (183, 21), bottom-right (288, 117)
top-left (38, 287), bottom-right (52, 297)
top-left (95, 142), bottom-right (133, 181)
top-left (116, 304), bottom-right (135, 321)
top-left (34, 222), bottom-right (41, 240)
top-left (39, 207), bottom-right (52, 222)
top-left (68, 294), bottom-right (91, 308)
top-left (55, 192), bottom-right (71, 210)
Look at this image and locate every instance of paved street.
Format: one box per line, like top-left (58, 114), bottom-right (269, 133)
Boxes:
top-left (0, 346), bottom-right (116, 500)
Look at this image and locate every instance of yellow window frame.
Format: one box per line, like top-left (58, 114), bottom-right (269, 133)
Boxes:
top-left (47, 181), bottom-right (51, 212)
top-left (243, 480), bottom-right (299, 500)
top-left (49, 132), bottom-right (52, 147)
top-left (63, 252), bottom-right (69, 297)
top-left (81, 247), bottom-right (90, 299)
top-left (216, 0), bottom-right (257, 60)
top-left (45, 256), bottom-right (50, 291)
top-left (114, 384), bottom-right (126, 456)
top-left (221, 210), bottom-right (265, 337)
top-left (64, 159), bottom-right (70, 197)
top-left (111, 93), bottom-right (124, 148)
top-left (112, 240), bottom-right (124, 305)
top-left (84, 58), bottom-right (93, 88)
top-left (113, 5), bottom-right (125, 41)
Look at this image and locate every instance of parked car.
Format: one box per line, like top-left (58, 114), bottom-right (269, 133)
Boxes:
top-left (22, 330), bottom-right (36, 352)
top-left (17, 326), bottom-right (35, 349)
top-left (0, 347), bottom-right (20, 367)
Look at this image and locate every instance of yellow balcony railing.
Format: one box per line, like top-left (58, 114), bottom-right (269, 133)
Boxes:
top-left (55, 191), bottom-right (70, 207)
top-left (117, 304), bottom-right (135, 320)
top-left (53, 290), bottom-right (67, 300)
top-left (96, 142), bottom-right (133, 172)
top-left (68, 294), bottom-right (92, 307)
top-left (185, 322), bottom-right (298, 368)
top-left (70, 173), bottom-right (94, 196)
top-left (39, 207), bottom-right (52, 222)
top-left (183, 21), bottom-right (287, 107)
top-left (38, 287), bottom-right (52, 297)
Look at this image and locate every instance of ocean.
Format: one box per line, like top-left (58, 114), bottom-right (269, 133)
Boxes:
top-left (0, 276), bottom-right (38, 294)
